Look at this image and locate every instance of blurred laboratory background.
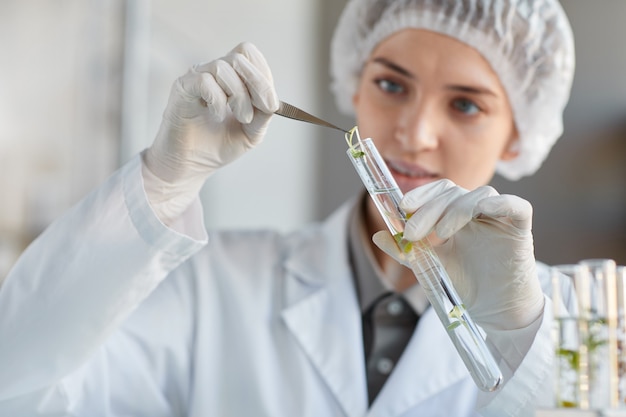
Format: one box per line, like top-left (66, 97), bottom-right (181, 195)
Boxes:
top-left (0, 0), bottom-right (625, 281)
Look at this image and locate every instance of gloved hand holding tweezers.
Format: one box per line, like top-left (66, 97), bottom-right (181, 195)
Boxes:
top-left (142, 42), bottom-right (279, 223)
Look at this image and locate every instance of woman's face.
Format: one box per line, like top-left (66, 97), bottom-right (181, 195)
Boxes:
top-left (353, 29), bottom-right (518, 192)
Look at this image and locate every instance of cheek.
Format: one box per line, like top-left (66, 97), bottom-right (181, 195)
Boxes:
top-left (441, 135), bottom-right (505, 188)
top-left (355, 102), bottom-right (395, 141)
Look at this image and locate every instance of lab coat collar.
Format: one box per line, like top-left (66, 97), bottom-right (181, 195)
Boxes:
top-left (282, 197), bottom-right (368, 417)
top-left (281, 197), bottom-right (469, 417)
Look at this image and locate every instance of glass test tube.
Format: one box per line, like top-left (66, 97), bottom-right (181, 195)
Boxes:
top-left (347, 138), bottom-right (503, 392)
top-left (551, 264), bottom-right (591, 409)
top-left (579, 258), bottom-right (619, 409)
top-left (617, 265), bottom-right (626, 407)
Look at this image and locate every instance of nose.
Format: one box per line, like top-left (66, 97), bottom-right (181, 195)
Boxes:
top-left (395, 102), bottom-right (439, 152)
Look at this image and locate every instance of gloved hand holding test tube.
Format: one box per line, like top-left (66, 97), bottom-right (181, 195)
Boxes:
top-left (273, 103), bottom-right (503, 391)
top-left (346, 134), bottom-right (503, 392)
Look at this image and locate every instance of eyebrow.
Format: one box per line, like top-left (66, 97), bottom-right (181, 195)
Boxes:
top-left (445, 84), bottom-right (498, 97)
top-left (370, 57), bottom-right (415, 79)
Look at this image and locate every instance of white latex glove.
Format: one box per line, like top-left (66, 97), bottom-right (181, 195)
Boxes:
top-left (143, 41), bottom-right (279, 222)
top-left (372, 179), bottom-right (544, 331)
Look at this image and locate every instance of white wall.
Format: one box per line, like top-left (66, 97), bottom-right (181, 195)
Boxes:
top-left (0, 1), bottom-right (123, 277)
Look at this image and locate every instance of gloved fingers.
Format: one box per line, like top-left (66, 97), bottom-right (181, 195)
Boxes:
top-left (167, 68), bottom-right (228, 124)
top-left (229, 42), bottom-right (274, 82)
top-left (403, 184), bottom-right (467, 241)
top-left (434, 185), bottom-right (500, 239)
top-left (372, 230), bottom-right (409, 266)
top-left (400, 179), bottom-right (457, 212)
top-left (474, 194), bottom-right (533, 231)
top-left (225, 42), bottom-right (279, 114)
top-left (228, 53), bottom-right (279, 114)
top-left (211, 59), bottom-right (255, 124)
top-left (194, 58), bottom-right (255, 124)
top-left (192, 43), bottom-right (277, 123)
top-left (199, 73), bottom-right (229, 121)
top-left (242, 108), bottom-right (273, 146)
top-left (176, 69), bottom-right (229, 122)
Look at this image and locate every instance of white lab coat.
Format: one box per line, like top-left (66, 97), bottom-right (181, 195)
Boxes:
top-left (0, 155), bottom-right (555, 416)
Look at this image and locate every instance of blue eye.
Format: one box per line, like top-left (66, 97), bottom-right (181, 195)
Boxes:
top-left (452, 98), bottom-right (480, 115)
top-left (376, 79), bottom-right (405, 94)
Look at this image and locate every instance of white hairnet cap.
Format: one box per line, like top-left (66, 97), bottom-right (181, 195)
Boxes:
top-left (330, 0), bottom-right (575, 180)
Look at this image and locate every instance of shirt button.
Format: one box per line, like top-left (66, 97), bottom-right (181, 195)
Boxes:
top-left (386, 299), bottom-right (404, 316)
top-left (377, 357), bottom-right (394, 375)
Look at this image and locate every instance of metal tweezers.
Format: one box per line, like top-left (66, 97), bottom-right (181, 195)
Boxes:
top-left (275, 101), bottom-right (349, 134)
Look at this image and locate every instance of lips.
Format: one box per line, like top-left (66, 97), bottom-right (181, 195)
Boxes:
top-left (387, 159), bottom-right (437, 178)
top-left (386, 159), bottom-right (438, 191)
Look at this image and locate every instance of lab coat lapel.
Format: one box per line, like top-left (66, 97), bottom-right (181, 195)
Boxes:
top-left (281, 200), bottom-right (368, 417)
top-left (367, 307), bottom-right (469, 416)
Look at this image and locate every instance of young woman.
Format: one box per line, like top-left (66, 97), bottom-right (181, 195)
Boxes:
top-left (0, 0), bottom-right (574, 416)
